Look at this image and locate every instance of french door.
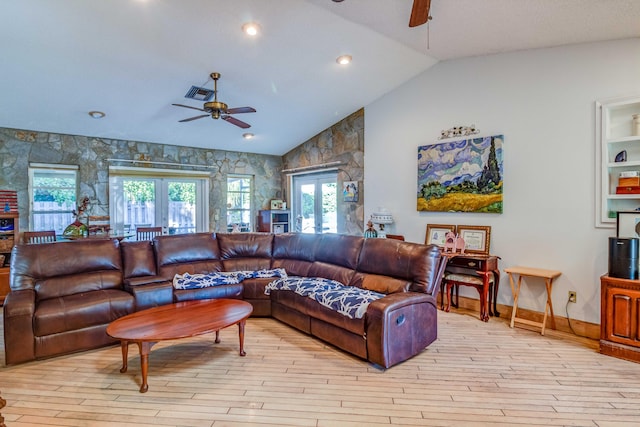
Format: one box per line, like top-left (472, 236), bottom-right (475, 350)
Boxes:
top-left (292, 172), bottom-right (337, 234)
top-left (109, 168), bottom-right (209, 236)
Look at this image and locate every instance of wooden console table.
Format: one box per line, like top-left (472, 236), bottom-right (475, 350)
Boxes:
top-left (505, 266), bottom-right (561, 335)
top-left (600, 274), bottom-right (640, 363)
top-left (442, 253), bottom-right (501, 321)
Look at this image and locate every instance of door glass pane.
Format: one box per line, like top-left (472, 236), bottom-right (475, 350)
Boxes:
top-left (123, 179), bottom-right (156, 233)
top-left (321, 182), bottom-right (337, 233)
top-left (300, 183), bottom-right (316, 233)
top-left (168, 181), bottom-right (196, 234)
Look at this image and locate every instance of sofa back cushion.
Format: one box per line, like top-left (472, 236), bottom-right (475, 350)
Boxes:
top-left (121, 240), bottom-right (156, 278)
top-left (272, 233), bottom-right (318, 276)
top-left (357, 239), bottom-right (443, 294)
top-left (217, 232), bottom-right (273, 272)
top-left (154, 233), bottom-right (222, 277)
top-left (10, 239), bottom-right (124, 300)
top-left (314, 234), bottom-right (363, 269)
top-left (308, 262), bottom-right (356, 287)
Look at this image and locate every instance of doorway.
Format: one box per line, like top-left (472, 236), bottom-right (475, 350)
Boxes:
top-left (292, 172), bottom-right (337, 234)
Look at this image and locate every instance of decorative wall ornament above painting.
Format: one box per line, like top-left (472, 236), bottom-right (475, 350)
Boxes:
top-left (417, 135), bottom-right (504, 213)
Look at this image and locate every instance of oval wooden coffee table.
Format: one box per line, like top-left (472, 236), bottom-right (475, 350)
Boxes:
top-left (106, 298), bottom-right (253, 393)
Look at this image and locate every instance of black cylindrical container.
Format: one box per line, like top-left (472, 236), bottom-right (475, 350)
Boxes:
top-left (609, 237), bottom-right (639, 279)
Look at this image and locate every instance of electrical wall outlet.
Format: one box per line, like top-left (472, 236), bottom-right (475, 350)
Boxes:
top-left (568, 291), bottom-right (577, 303)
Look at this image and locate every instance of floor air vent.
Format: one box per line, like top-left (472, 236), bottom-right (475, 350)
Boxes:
top-left (184, 86), bottom-right (214, 101)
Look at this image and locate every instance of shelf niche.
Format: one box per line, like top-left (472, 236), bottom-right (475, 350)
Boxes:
top-left (596, 96), bottom-right (640, 228)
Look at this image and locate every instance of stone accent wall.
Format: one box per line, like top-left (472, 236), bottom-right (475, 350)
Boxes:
top-left (0, 128), bottom-right (282, 233)
top-left (281, 108), bottom-right (364, 235)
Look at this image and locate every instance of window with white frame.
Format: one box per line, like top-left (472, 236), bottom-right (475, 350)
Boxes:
top-left (109, 166), bottom-right (209, 236)
top-left (28, 163), bottom-right (78, 233)
top-left (226, 175), bottom-right (253, 232)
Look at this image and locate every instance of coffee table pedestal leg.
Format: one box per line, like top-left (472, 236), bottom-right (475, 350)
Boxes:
top-left (239, 320), bottom-right (247, 356)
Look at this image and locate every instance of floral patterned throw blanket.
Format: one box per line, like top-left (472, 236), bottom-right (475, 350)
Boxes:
top-left (173, 268), bottom-right (287, 290)
top-left (264, 277), bottom-right (384, 319)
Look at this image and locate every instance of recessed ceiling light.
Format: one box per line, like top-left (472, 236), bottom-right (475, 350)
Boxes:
top-left (336, 55), bottom-right (352, 65)
top-left (88, 111), bottom-right (105, 119)
top-left (242, 133), bottom-right (254, 140)
top-left (242, 22), bottom-right (260, 36)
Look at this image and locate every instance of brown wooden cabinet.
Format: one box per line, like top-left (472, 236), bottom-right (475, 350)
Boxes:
top-left (600, 274), bottom-right (640, 363)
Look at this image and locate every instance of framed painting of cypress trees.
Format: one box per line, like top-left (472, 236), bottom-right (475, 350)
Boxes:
top-left (417, 135), bottom-right (503, 213)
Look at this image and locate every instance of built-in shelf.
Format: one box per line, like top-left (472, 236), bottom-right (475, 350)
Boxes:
top-left (596, 95), bottom-right (640, 227)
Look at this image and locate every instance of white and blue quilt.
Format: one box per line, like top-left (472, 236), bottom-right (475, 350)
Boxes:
top-left (264, 276), bottom-right (384, 319)
top-left (173, 268), bottom-right (287, 290)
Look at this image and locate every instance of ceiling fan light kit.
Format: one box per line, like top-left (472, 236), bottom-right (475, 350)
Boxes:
top-left (173, 72), bottom-right (256, 129)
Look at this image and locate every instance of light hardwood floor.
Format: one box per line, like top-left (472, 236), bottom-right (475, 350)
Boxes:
top-left (1, 308), bottom-right (640, 427)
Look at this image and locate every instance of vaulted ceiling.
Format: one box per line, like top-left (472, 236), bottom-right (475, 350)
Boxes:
top-left (2, 0), bottom-right (639, 156)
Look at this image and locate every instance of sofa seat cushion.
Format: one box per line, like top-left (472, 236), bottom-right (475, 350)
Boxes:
top-left (34, 289), bottom-right (134, 336)
top-left (265, 277), bottom-right (384, 319)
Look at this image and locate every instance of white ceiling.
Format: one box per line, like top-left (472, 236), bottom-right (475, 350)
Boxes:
top-left (1, 0), bottom-right (639, 156)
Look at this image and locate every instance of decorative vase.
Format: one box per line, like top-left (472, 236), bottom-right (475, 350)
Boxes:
top-left (615, 150), bottom-right (627, 162)
top-left (63, 219), bottom-right (88, 237)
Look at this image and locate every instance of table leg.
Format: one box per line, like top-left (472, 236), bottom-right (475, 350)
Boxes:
top-left (492, 270), bottom-right (501, 317)
top-left (136, 341), bottom-right (156, 393)
top-left (119, 341), bottom-right (129, 373)
top-left (444, 282), bottom-right (453, 312)
top-left (478, 272), bottom-right (490, 322)
top-left (509, 274), bottom-right (522, 328)
top-left (238, 320), bottom-right (247, 357)
top-left (480, 281), bottom-right (489, 322)
top-left (215, 330), bottom-right (220, 343)
top-left (541, 278), bottom-right (556, 335)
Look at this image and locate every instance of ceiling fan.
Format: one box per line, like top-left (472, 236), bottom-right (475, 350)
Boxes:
top-left (172, 72), bottom-right (256, 129)
top-left (409, 0), bottom-right (432, 27)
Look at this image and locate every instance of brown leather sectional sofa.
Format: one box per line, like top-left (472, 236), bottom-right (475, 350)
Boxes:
top-left (4, 232), bottom-right (447, 368)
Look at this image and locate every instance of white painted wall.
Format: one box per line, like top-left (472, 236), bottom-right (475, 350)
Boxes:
top-left (364, 38), bottom-right (640, 324)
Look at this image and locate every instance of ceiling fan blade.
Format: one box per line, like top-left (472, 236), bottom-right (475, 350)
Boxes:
top-left (226, 106), bottom-right (256, 114)
top-left (172, 103), bottom-right (206, 112)
top-left (409, 0), bottom-right (431, 27)
top-left (222, 115), bottom-right (251, 129)
top-left (179, 114), bottom-right (209, 123)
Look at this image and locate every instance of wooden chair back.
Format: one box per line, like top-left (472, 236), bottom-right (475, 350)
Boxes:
top-left (24, 230), bottom-right (57, 244)
top-left (136, 226), bottom-right (162, 241)
top-left (386, 234), bottom-right (405, 241)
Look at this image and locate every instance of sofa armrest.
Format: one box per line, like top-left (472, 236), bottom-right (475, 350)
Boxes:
top-left (3, 289), bottom-right (36, 364)
top-left (365, 292), bottom-right (438, 368)
top-left (123, 276), bottom-right (174, 310)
